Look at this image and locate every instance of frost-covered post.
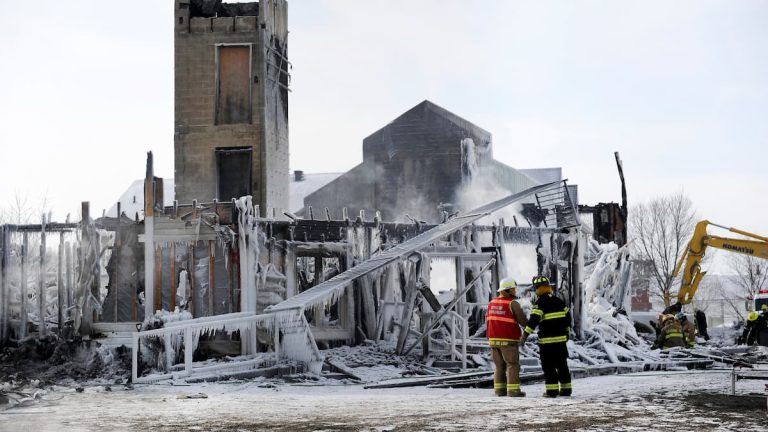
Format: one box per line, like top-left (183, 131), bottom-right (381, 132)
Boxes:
top-left (573, 228), bottom-right (585, 339)
top-left (454, 257), bottom-right (465, 318)
top-left (20, 233), bottom-right (28, 339)
top-left (66, 242), bottom-right (73, 314)
top-left (237, 196), bottom-right (258, 355)
top-left (39, 214), bottom-right (47, 336)
top-left (58, 231), bottom-right (65, 332)
top-left (143, 152), bottom-right (156, 321)
top-left (79, 202), bottom-right (93, 335)
top-left (396, 255), bottom-right (422, 354)
top-left (0, 226), bottom-right (8, 342)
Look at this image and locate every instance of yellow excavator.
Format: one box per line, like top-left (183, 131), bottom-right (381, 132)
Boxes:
top-left (673, 220), bottom-right (768, 307)
top-left (667, 220), bottom-right (768, 346)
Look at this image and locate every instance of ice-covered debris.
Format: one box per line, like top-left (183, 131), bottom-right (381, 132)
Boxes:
top-left (584, 240), bottom-right (633, 312)
top-left (143, 309), bottom-right (194, 328)
top-left (176, 392), bottom-right (208, 399)
top-left (554, 240), bottom-right (652, 366)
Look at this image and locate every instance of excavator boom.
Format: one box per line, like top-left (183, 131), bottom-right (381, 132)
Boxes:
top-left (673, 220), bottom-right (768, 305)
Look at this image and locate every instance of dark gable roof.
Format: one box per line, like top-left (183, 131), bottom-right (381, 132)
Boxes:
top-left (365, 100), bottom-right (491, 142)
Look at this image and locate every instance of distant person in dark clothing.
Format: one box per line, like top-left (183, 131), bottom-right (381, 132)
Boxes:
top-left (663, 302), bottom-right (683, 315)
top-left (694, 309), bottom-right (709, 341)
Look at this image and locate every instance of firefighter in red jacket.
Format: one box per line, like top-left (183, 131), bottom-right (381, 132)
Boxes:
top-left (523, 275), bottom-right (572, 397)
top-left (486, 277), bottom-right (528, 397)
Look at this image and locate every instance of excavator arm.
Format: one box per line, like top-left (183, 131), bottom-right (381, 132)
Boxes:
top-left (673, 220), bottom-right (768, 305)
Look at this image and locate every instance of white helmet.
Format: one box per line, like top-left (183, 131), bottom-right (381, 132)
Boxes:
top-left (498, 277), bottom-right (517, 293)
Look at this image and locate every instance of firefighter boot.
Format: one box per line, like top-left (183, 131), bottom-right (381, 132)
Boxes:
top-left (506, 384), bottom-right (524, 397)
top-left (544, 383), bottom-right (559, 397)
top-left (559, 383), bottom-right (572, 397)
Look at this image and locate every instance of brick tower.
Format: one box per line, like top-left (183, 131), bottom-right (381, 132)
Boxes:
top-left (174, 0), bottom-right (289, 213)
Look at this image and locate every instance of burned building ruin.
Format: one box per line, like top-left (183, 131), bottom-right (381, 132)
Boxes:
top-left (0, 0), bottom-right (634, 385)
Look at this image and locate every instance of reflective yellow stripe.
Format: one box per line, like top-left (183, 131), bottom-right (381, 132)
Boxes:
top-left (665, 332), bottom-right (683, 339)
top-left (494, 383), bottom-right (505, 389)
top-left (560, 382), bottom-right (572, 389)
top-left (530, 309), bottom-right (543, 316)
top-left (506, 384), bottom-right (521, 390)
top-left (542, 312), bottom-right (567, 320)
top-left (524, 326), bottom-right (534, 334)
top-left (487, 316), bottom-right (518, 324)
top-left (489, 338), bottom-right (520, 346)
top-left (545, 384), bottom-right (559, 390)
top-left (539, 335), bottom-right (567, 344)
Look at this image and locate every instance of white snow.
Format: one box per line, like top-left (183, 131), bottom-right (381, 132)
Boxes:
top-left (2, 371), bottom-right (765, 431)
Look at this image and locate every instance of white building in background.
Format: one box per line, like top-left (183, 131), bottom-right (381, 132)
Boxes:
top-left (107, 179), bottom-right (174, 219)
top-left (691, 274), bottom-right (751, 327)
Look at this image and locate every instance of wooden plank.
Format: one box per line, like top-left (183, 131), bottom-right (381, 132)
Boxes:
top-left (66, 242), bottom-right (73, 311)
top-left (143, 152), bottom-right (155, 321)
top-left (0, 227), bottom-right (7, 342)
top-left (154, 246), bottom-right (162, 313)
top-left (58, 232), bottom-right (65, 330)
top-left (396, 258), bottom-right (421, 354)
top-left (114, 204), bottom-right (121, 323)
top-left (364, 370), bottom-right (491, 389)
top-left (20, 233), bottom-right (28, 339)
top-left (227, 247), bottom-right (234, 314)
top-left (208, 240), bottom-right (214, 315)
top-left (170, 243), bottom-right (176, 311)
top-left (360, 276), bottom-right (376, 339)
top-left (39, 214), bottom-right (47, 336)
top-left (189, 242), bottom-right (196, 317)
top-left (93, 230), bottom-right (101, 325)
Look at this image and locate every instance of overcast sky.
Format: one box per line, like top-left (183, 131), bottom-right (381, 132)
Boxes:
top-left (1, 1), bottom-right (766, 251)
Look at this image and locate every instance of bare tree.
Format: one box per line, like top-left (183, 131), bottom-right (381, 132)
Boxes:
top-left (0, 193), bottom-right (34, 225)
top-left (0, 191), bottom-right (51, 225)
top-left (690, 275), bottom-right (721, 315)
top-left (629, 191), bottom-right (698, 307)
top-left (728, 254), bottom-right (768, 312)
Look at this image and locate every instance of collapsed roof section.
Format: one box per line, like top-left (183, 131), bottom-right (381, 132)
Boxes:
top-left (269, 180), bottom-right (561, 315)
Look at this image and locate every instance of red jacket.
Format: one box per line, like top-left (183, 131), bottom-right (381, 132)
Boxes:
top-left (486, 297), bottom-right (522, 345)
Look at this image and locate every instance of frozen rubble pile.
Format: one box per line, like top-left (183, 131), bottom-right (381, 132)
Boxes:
top-left (569, 240), bottom-right (654, 366)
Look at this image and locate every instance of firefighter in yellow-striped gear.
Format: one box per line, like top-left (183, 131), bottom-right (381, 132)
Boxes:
top-left (652, 314), bottom-right (685, 349)
top-left (522, 276), bottom-right (572, 397)
top-left (486, 277), bottom-right (528, 397)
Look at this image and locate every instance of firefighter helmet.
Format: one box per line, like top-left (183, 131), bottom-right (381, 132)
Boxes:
top-left (498, 277), bottom-right (518, 293)
top-left (747, 311), bottom-right (759, 321)
top-left (532, 276), bottom-right (551, 287)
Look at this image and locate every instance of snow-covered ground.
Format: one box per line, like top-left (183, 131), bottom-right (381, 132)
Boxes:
top-left (2, 371), bottom-right (766, 431)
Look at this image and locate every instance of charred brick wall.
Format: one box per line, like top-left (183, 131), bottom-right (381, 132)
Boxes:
top-left (174, 0), bottom-right (289, 213)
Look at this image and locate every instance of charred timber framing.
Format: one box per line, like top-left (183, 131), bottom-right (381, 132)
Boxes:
top-left (0, 205), bottom-right (95, 343)
top-left (126, 161), bottom-right (583, 376)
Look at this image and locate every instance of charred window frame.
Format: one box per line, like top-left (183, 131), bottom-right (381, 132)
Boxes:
top-left (214, 43), bottom-right (253, 125)
top-left (215, 147), bottom-right (253, 201)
